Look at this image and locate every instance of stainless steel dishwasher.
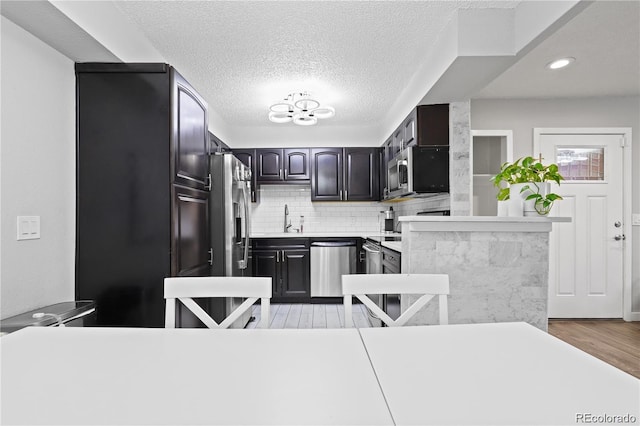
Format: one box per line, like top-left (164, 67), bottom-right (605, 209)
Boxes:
top-left (310, 240), bottom-right (357, 297)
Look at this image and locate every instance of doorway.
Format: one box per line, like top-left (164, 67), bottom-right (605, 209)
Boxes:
top-left (534, 128), bottom-right (632, 319)
top-left (470, 130), bottom-right (513, 216)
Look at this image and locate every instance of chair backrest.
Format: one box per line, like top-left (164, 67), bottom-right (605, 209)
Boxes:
top-left (164, 277), bottom-right (271, 329)
top-left (342, 274), bottom-right (449, 327)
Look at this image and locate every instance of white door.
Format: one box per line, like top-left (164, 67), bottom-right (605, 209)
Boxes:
top-left (536, 131), bottom-right (625, 318)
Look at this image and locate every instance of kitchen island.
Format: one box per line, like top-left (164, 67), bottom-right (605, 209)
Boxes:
top-left (399, 216), bottom-right (570, 331)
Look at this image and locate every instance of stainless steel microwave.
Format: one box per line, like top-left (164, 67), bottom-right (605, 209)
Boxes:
top-left (386, 146), bottom-right (449, 199)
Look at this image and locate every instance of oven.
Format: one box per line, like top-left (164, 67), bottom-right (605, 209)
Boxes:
top-left (362, 239), bottom-right (383, 274)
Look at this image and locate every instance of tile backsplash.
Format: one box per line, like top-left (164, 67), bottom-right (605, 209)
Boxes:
top-left (251, 184), bottom-right (450, 233)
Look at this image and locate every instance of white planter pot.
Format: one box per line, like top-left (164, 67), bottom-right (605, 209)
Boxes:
top-left (510, 182), bottom-right (550, 216)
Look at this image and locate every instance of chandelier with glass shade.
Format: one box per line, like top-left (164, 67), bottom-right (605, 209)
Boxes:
top-left (268, 92), bottom-right (335, 126)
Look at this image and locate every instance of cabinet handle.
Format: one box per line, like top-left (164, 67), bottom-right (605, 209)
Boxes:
top-left (284, 169), bottom-right (288, 179)
top-left (344, 190), bottom-right (348, 200)
top-left (340, 190), bottom-right (343, 200)
top-left (281, 250), bottom-right (285, 263)
top-left (208, 248), bottom-right (213, 265)
top-left (279, 169), bottom-right (282, 179)
top-left (276, 251), bottom-right (280, 263)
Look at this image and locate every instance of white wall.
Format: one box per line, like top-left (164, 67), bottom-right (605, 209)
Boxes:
top-left (1, 17), bottom-right (76, 319)
top-left (471, 96), bottom-right (640, 314)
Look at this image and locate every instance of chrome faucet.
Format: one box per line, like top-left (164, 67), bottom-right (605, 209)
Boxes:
top-left (284, 204), bottom-right (292, 232)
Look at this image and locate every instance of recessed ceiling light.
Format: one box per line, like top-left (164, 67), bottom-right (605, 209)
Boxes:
top-left (546, 57), bottom-right (575, 70)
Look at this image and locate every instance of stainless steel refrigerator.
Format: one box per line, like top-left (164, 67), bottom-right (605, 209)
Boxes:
top-left (209, 153), bottom-right (253, 328)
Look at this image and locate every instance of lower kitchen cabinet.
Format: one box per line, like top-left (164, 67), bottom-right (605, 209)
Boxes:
top-left (252, 239), bottom-right (310, 302)
top-left (382, 247), bottom-right (401, 274)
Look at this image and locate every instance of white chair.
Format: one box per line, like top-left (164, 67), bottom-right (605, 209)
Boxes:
top-left (342, 274), bottom-right (449, 327)
top-left (164, 277), bottom-right (271, 329)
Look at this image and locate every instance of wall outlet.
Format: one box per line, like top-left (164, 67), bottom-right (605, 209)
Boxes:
top-left (633, 214), bottom-right (640, 226)
top-left (17, 216), bottom-right (40, 240)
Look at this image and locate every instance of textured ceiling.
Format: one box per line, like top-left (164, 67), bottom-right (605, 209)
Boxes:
top-left (113, 1), bottom-right (519, 129)
top-left (475, 1), bottom-right (640, 99)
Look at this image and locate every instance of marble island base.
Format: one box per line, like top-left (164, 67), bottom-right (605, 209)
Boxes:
top-left (400, 216), bottom-right (570, 331)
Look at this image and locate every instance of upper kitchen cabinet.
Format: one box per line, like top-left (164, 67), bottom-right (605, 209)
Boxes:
top-left (172, 70), bottom-right (210, 190)
top-left (75, 63), bottom-right (211, 327)
top-left (310, 148), bottom-right (380, 202)
top-left (416, 104), bottom-right (449, 146)
top-left (283, 148), bottom-right (311, 181)
top-left (344, 148), bottom-right (380, 201)
top-left (256, 148), bottom-right (310, 183)
top-left (310, 148), bottom-right (343, 201)
top-left (232, 148), bottom-right (258, 203)
top-left (385, 104), bottom-right (449, 157)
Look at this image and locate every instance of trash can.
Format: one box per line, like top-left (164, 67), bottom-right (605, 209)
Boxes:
top-left (0, 301), bottom-right (96, 334)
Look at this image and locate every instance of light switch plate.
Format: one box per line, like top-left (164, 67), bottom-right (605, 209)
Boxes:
top-left (633, 214), bottom-right (640, 226)
top-left (17, 216), bottom-right (40, 240)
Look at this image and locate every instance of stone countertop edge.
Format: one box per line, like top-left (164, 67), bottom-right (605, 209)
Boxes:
top-left (398, 216), bottom-right (571, 223)
top-left (251, 232), bottom-right (392, 238)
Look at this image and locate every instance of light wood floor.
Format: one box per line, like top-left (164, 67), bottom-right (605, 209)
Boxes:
top-left (245, 303), bottom-right (379, 329)
top-left (548, 319), bottom-right (640, 379)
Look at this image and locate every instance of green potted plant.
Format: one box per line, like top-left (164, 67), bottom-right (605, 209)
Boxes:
top-left (490, 156), bottom-right (564, 216)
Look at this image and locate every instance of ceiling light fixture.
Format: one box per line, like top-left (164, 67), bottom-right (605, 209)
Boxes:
top-left (546, 57), bottom-right (575, 70)
top-left (268, 92), bottom-right (335, 126)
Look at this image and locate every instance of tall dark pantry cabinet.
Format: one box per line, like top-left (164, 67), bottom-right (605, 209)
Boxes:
top-left (75, 63), bottom-right (211, 327)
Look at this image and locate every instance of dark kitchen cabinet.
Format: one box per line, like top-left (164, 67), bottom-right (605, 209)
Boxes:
top-left (416, 104), bottom-right (449, 147)
top-left (252, 239), bottom-right (310, 302)
top-left (256, 148), bottom-right (310, 182)
top-left (283, 148), bottom-right (311, 181)
top-left (256, 149), bottom-right (282, 181)
top-left (344, 148), bottom-right (380, 201)
top-left (75, 63), bottom-right (211, 328)
top-left (311, 148), bottom-right (379, 201)
top-left (232, 148), bottom-right (258, 202)
top-left (382, 247), bottom-right (401, 274)
top-left (310, 148), bottom-right (343, 200)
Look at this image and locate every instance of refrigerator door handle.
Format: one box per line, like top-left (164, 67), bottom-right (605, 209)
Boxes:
top-left (239, 181), bottom-right (251, 270)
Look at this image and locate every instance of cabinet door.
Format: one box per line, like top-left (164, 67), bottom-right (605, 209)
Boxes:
top-left (283, 148), bottom-right (310, 181)
top-left (253, 249), bottom-right (280, 296)
top-left (281, 249), bottom-right (310, 298)
top-left (233, 149), bottom-right (258, 202)
top-left (404, 110), bottom-right (417, 147)
top-left (311, 148), bottom-right (343, 201)
top-left (417, 104), bottom-right (449, 146)
top-left (172, 69), bottom-right (209, 189)
top-left (171, 184), bottom-right (211, 277)
top-left (344, 148), bottom-right (380, 201)
top-left (257, 149), bottom-right (283, 182)
top-left (393, 127), bottom-right (404, 157)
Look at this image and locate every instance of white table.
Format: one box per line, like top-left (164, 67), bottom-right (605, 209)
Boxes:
top-left (1, 327), bottom-right (393, 425)
top-left (359, 322), bottom-right (640, 425)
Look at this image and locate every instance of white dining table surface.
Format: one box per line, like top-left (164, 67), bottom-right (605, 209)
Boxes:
top-left (359, 322), bottom-right (640, 426)
top-left (1, 326), bottom-right (394, 425)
